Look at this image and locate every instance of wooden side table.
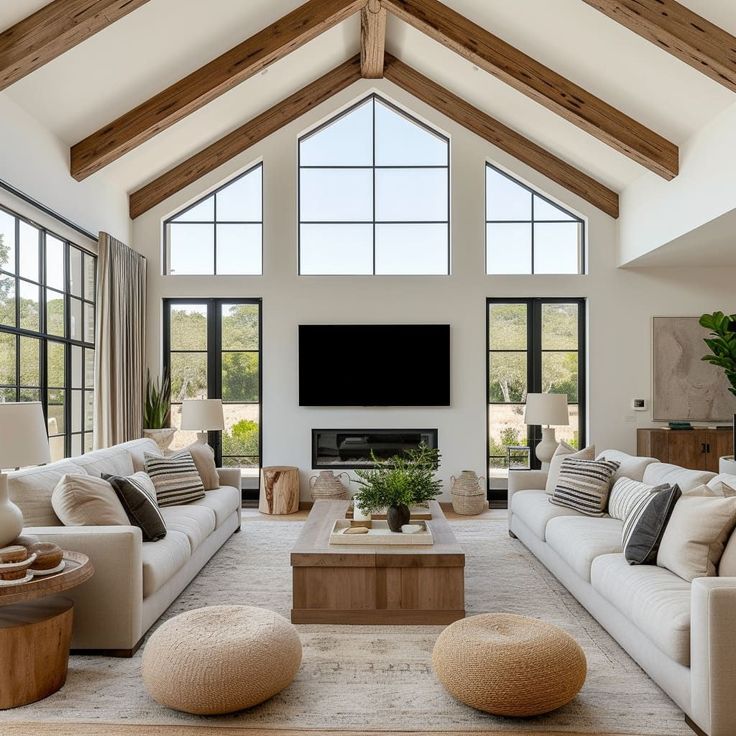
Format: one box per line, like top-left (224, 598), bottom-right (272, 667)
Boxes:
top-left (0, 550), bottom-right (93, 708)
top-left (259, 466), bottom-right (300, 515)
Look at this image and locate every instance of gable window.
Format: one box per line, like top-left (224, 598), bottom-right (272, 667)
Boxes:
top-left (298, 94), bottom-right (450, 275)
top-left (485, 164), bottom-right (584, 275)
top-left (163, 163), bottom-right (262, 275)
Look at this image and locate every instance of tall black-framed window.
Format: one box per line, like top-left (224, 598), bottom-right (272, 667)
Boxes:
top-left (162, 162), bottom-right (263, 275)
top-left (0, 205), bottom-right (96, 460)
top-left (163, 298), bottom-right (262, 497)
top-left (485, 164), bottom-right (585, 275)
top-left (298, 93), bottom-right (450, 275)
top-left (486, 297), bottom-right (586, 502)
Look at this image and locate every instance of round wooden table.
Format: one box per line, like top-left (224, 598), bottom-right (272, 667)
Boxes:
top-left (0, 551), bottom-right (94, 709)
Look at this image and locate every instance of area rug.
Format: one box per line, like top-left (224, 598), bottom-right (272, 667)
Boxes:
top-left (1, 518), bottom-right (689, 734)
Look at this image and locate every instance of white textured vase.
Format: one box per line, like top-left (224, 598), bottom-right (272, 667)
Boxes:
top-left (0, 474), bottom-right (23, 547)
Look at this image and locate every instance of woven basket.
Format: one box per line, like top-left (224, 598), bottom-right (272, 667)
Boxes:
top-left (450, 471), bottom-right (487, 515)
top-left (309, 471), bottom-right (349, 501)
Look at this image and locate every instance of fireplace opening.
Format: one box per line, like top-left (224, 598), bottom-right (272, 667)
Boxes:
top-left (312, 429), bottom-right (439, 469)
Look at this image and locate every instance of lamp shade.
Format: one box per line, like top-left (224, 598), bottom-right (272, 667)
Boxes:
top-left (0, 402), bottom-right (51, 468)
top-left (524, 393), bottom-right (569, 427)
top-left (180, 399), bottom-right (225, 431)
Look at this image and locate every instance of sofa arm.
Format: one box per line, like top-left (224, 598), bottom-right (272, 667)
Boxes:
top-left (217, 467), bottom-right (242, 490)
top-left (690, 577), bottom-right (736, 736)
top-left (508, 469), bottom-right (548, 525)
top-left (24, 525), bottom-right (143, 653)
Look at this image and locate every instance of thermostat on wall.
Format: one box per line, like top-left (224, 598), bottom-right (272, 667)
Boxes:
top-left (632, 399), bottom-right (647, 411)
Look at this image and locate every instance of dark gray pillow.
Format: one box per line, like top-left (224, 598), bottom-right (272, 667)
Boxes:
top-left (624, 484), bottom-right (681, 565)
top-left (102, 471), bottom-right (167, 542)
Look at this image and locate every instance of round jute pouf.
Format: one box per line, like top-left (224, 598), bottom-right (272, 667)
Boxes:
top-left (432, 613), bottom-right (586, 717)
top-left (142, 605), bottom-right (302, 715)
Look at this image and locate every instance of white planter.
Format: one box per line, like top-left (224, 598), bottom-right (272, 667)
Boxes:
top-left (143, 427), bottom-right (177, 453)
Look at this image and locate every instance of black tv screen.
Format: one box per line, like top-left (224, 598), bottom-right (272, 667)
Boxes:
top-left (299, 324), bottom-right (450, 406)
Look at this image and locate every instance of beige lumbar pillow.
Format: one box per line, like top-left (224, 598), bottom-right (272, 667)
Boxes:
top-left (52, 474), bottom-right (129, 526)
top-left (657, 494), bottom-right (736, 581)
top-left (545, 443), bottom-right (595, 495)
top-left (186, 444), bottom-right (220, 491)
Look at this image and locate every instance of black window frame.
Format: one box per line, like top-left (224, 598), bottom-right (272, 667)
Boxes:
top-left (486, 297), bottom-right (586, 504)
top-left (162, 162), bottom-right (264, 276)
top-left (0, 204), bottom-right (97, 459)
top-left (298, 93), bottom-right (451, 276)
top-left (485, 163), bottom-right (586, 275)
top-left (163, 297), bottom-right (263, 501)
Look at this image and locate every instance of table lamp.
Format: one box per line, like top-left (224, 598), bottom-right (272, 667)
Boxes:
top-left (524, 393), bottom-right (569, 467)
top-left (0, 402), bottom-right (51, 547)
top-left (180, 399), bottom-right (225, 444)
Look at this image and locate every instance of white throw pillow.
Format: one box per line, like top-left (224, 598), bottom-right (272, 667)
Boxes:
top-left (544, 443), bottom-right (595, 495)
top-left (608, 477), bottom-right (668, 521)
top-left (657, 494), bottom-right (736, 581)
top-left (52, 474), bottom-right (129, 526)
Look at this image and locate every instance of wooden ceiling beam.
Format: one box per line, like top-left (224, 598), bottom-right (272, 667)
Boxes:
top-left (382, 0), bottom-right (678, 179)
top-left (361, 0), bottom-right (387, 78)
top-left (583, 0), bottom-right (736, 94)
top-left (71, 0), bottom-right (364, 181)
top-left (129, 56), bottom-right (363, 219)
top-left (0, 0), bottom-right (151, 91)
top-left (384, 55), bottom-right (619, 218)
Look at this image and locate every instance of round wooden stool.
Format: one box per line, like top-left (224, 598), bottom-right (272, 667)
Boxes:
top-left (259, 466), bottom-right (300, 515)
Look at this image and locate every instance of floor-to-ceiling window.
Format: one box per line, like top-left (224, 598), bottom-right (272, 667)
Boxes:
top-left (163, 298), bottom-right (262, 495)
top-left (487, 298), bottom-right (585, 501)
top-left (0, 205), bottom-right (96, 460)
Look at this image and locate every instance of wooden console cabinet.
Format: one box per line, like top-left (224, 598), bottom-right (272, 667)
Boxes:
top-left (637, 428), bottom-right (733, 472)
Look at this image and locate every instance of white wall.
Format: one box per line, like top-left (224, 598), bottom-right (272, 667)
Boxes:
top-left (0, 94), bottom-right (130, 246)
top-left (132, 78), bottom-right (736, 501)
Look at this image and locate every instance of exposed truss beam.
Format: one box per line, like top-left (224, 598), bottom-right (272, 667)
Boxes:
top-left (583, 0), bottom-right (736, 94)
top-left (0, 0), bottom-right (150, 92)
top-left (129, 56), bottom-right (363, 219)
top-left (384, 55), bottom-right (619, 218)
top-left (382, 0), bottom-right (678, 179)
top-left (71, 0), bottom-right (364, 180)
top-left (361, 0), bottom-right (387, 78)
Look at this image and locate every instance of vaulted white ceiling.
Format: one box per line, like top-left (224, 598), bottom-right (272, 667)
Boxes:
top-left (1, 0), bottom-right (736, 205)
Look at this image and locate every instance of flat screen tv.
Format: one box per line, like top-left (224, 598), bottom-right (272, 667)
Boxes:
top-left (299, 324), bottom-right (450, 406)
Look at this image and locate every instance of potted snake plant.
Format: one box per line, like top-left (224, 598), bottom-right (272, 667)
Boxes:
top-left (143, 370), bottom-right (176, 452)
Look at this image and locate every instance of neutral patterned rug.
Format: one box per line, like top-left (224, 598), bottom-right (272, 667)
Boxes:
top-left (1, 517), bottom-right (689, 734)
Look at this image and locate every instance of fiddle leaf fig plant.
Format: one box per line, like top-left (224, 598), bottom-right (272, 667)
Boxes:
top-left (699, 311), bottom-right (736, 397)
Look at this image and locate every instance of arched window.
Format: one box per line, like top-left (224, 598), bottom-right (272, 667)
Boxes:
top-left (298, 95), bottom-right (450, 275)
top-left (164, 163), bottom-right (262, 275)
top-left (485, 164), bottom-right (584, 275)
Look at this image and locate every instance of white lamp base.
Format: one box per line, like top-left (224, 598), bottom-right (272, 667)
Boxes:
top-left (535, 427), bottom-right (559, 468)
top-left (195, 432), bottom-right (208, 444)
top-left (0, 473), bottom-right (24, 548)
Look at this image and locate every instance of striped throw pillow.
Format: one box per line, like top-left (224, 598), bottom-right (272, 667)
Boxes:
top-left (609, 477), bottom-right (668, 521)
top-left (102, 471), bottom-right (166, 542)
top-left (144, 452), bottom-right (206, 507)
top-left (549, 457), bottom-right (620, 516)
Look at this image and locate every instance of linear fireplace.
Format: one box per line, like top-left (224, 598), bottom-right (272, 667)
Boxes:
top-left (312, 429), bottom-right (439, 469)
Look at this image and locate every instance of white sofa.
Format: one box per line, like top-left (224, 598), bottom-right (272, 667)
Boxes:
top-left (8, 438), bottom-right (242, 656)
top-left (508, 450), bottom-right (736, 736)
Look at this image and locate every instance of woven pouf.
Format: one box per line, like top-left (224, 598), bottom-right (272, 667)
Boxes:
top-left (432, 613), bottom-right (586, 717)
top-left (142, 605), bottom-right (302, 715)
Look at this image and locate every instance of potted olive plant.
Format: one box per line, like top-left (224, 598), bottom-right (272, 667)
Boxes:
top-left (352, 445), bottom-right (442, 532)
top-left (143, 370), bottom-right (176, 452)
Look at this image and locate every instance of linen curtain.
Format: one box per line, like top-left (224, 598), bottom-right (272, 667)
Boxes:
top-left (94, 232), bottom-right (147, 448)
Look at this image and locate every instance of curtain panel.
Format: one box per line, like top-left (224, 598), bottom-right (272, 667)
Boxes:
top-left (94, 232), bottom-right (147, 448)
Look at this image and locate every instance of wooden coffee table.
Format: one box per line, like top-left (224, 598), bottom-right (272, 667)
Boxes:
top-left (0, 551), bottom-right (93, 708)
top-left (291, 500), bottom-right (464, 624)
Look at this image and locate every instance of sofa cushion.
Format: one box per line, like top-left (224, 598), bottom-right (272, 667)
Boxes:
top-left (608, 477), bottom-right (667, 521)
top-left (190, 485), bottom-right (241, 527)
top-left (52, 474), bottom-right (129, 526)
top-left (596, 450), bottom-right (658, 482)
top-left (160, 505), bottom-right (216, 552)
top-left (104, 472), bottom-right (167, 543)
top-left (591, 553), bottom-right (691, 666)
top-left (144, 452), bottom-right (206, 506)
top-left (545, 443), bottom-right (595, 494)
top-left (624, 484), bottom-right (681, 565)
top-left (510, 490), bottom-right (582, 540)
top-left (187, 444), bottom-right (220, 491)
top-left (9, 460), bottom-right (87, 526)
top-left (117, 438), bottom-right (162, 472)
top-left (707, 473), bottom-right (736, 497)
top-left (546, 516), bottom-right (623, 582)
top-left (549, 457), bottom-right (620, 516)
top-left (642, 462), bottom-right (715, 493)
top-left (142, 529), bottom-right (191, 598)
top-left (73, 446), bottom-right (135, 478)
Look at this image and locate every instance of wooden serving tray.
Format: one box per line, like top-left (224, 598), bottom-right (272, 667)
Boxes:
top-left (329, 519), bottom-right (434, 546)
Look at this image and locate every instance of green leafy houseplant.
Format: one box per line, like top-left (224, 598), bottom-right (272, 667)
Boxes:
top-left (700, 311), bottom-right (736, 397)
top-left (144, 370), bottom-right (172, 429)
top-left (352, 445), bottom-right (442, 532)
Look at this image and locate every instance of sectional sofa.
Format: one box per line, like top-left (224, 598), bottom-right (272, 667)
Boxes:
top-left (8, 438), bottom-right (242, 655)
top-left (508, 449), bottom-right (736, 736)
